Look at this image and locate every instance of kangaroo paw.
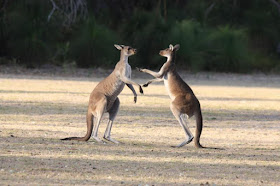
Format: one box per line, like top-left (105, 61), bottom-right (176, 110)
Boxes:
top-left (139, 86), bottom-right (144, 94)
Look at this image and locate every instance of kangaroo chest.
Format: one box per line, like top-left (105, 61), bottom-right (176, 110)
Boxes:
top-left (163, 73), bottom-right (176, 101)
top-left (106, 63), bottom-right (131, 110)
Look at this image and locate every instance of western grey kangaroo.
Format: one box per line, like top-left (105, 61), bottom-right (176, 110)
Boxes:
top-left (138, 44), bottom-right (203, 148)
top-left (61, 44), bottom-right (143, 143)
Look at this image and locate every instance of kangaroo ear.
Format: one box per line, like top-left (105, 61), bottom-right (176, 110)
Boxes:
top-left (169, 44), bottom-right (174, 51)
top-left (114, 44), bottom-right (123, 50)
top-left (173, 44), bottom-right (180, 51)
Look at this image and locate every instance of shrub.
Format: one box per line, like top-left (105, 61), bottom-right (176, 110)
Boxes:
top-left (207, 25), bottom-right (251, 72)
top-left (4, 0), bottom-right (60, 67)
top-left (1, 0), bottom-right (279, 72)
top-left (167, 20), bottom-right (209, 71)
top-left (166, 21), bottom-right (252, 72)
top-left (121, 10), bottom-right (170, 68)
top-left (251, 52), bottom-right (278, 72)
top-left (69, 16), bottom-right (120, 68)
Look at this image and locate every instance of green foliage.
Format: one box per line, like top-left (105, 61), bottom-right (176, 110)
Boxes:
top-left (167, 20), bottom-right (209, 71)
top-left (69, 16), bottom-right (120, 67)
top-left (53, 42), bottom-right (70, 64)
top-left (1, 0), bottom-right (280, 72)
top-left (244, 0), bottom-right (280, 53)
top-left (185, 1), bottom-right (209, 24)
top-left (207, 26), bottom-right (250, 72)
top-left (5, 1), bottom-right (53, 67)
top-left (251, 52), bottom-right (279, 72)
top-left (121, 10), bottom-right (169, 68)
top-left (164, 21), bottom-right (251, 72)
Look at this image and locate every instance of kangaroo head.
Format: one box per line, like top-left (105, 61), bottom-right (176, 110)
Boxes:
top-left (159, 44), bottom-right (180, 59)
top-left (114, 44), bottom-right (137, 57)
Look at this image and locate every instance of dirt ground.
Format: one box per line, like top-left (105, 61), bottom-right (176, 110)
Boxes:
top-left (0, 67), bottom-right (280, 185)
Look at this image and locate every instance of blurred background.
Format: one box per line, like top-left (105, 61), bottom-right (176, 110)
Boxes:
top-left (0, 0), bottom-right (280, 73)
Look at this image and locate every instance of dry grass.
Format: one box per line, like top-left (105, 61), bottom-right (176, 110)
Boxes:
top-left (0, 71), bottom-right (280, 185)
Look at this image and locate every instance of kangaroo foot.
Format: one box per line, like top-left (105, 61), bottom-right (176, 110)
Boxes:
top-left (92, 136), bottom-right (105, 143)
top-left (103, 136), bottom-right (121, 144)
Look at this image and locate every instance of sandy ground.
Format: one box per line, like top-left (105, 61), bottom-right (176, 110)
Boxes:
top-left (0, 68), bottom-right (280, 185)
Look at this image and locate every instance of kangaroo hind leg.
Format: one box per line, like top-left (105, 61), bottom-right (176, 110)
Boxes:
top-left (170, 103), bottom-right (194, 148)
top-left (103, 98), bottom-right (120, 144)
top-left (91, 96), bottom-right (107, 143)
top-left (194, 110), bottom-right (203, 148)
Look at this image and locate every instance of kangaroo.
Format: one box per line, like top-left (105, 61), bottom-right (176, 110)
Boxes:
top-left (138, 44), bottom-right (203, 148)
top-left (61, 44), bottom-right (143, 143)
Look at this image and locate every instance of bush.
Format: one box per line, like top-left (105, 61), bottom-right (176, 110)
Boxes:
top-left (121, 10), bottom-right (170, 68)
top-left (166, 21), bottom-right (252, 72)
top-left (207, 25), bottom-right (251, 72)
top-left (167, 20), bottom-right (209, 71)
top-left (4, 0), bottom-right (61, 67)
top-left (69, 16), bottom-right (120, 67)
top-left (1, 0), bottom-right (279, 72)
top-left (251, 52), bottom-right (278, 72)
top-left (244, 0), bottom-right (280, 52)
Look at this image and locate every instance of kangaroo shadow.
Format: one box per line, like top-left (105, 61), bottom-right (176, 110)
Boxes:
top-left (202, 146), bottom-right (225, 150)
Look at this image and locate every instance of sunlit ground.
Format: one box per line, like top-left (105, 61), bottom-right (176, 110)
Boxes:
top-left (0, 72), bottom-right (280, 185)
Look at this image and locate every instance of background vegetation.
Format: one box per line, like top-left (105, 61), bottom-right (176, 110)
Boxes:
top-left (0, 0), bottom-right (280, 72)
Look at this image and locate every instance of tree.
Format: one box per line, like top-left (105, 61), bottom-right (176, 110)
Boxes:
top-left (48, 0), bottom-right (88, 27)
top-left (268, 0), bottom-right (280, 14)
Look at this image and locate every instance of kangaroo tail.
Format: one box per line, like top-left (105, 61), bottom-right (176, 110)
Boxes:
top-left (194, 109), bottom-right (203, 148)
top-left (61, 112), bottom-right (94, 141)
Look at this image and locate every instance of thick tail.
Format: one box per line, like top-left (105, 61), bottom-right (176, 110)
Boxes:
top-left (194, 109), bottom-right (203, 148)
top-left (61, 112), bottom-right (94, 141)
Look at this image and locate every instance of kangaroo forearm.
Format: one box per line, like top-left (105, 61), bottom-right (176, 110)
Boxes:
top-left (120, 76), bottom-right (140, 87)
top-left (142, 69), bottom-right (162, 78)
top-left (126, 83), bottom-right (137, 103)
top-left (121, 75), bottom-right (143, 94)
top-left (126, 84), bottom-right (137, 96)
top-left (144, 78), bottom-right (163, 86)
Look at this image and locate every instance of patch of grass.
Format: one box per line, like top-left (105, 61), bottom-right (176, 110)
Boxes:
top-left (0, 73), bottom-right (280, 185)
